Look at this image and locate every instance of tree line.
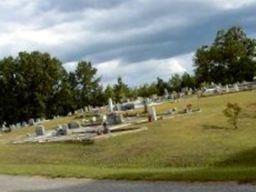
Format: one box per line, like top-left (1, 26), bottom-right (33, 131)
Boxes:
top-left (0, 26), bottom-right (255, 124)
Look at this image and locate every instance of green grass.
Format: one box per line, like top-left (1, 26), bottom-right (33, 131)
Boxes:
top-left (0, 90), bottom-right (256, 181)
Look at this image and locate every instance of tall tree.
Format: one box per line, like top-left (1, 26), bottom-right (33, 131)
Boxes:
top-left (0, 51), bottom-right (69, 123)
top-left (104, 85), bottom-right (114, 100)
top-left (194, 26), bottom-right (256, 84)
top-left (169, 74), bottom-right (182, 92)
top-left (181, 72), bottom-right (196, 89)
top-left (113, 77), bottom-right (129, 103)
top-left (156, 77), bottom-right (168, 96)
top-left (74, 61), bottom-right (102, 107)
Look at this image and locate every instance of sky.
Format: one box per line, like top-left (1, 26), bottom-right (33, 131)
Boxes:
top-left (0, 0), bottom-right (256, 86)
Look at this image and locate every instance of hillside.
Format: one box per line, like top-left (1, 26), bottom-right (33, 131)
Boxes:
top-left (0, 91), bottom-right (256, 181)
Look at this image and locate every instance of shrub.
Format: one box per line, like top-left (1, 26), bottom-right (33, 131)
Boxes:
top-left (223, 103), bottom-right (242, 129)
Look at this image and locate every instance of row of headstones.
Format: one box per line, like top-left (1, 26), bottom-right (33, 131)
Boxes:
top-left (165, 88), bottom-right (194, 99)
top-left (35, 113), bottom-right (123, 137)
top-left (147, 104), bottom-right (197, 122)
top-left (35, 121), bottom-right (84, 137)
top-left (206, 83), bottom-right (240, 93)
top-left (73, 106), bottom-right (94, 115)
top-left (0, 117), bottom-right (46, 132)
top-left (108, 98), bottom-right (139, 113)
top-left (74, 105), bottom-right (106, 115)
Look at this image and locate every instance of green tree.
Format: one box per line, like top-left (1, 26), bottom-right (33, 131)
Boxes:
top-left (0, 51), bottom-right (69, 123)
top-left (74, 61), bottom-right (101, 107)
top-left (104, 85), bottom-right (114, 100)
top-left (181, 72), bottom-right (196, 88)
top-left (169, 74), bottom-right (182, 92)
top-left (156, 77), bottom-right (168, 96)
top-left (194, 26), bottom-right (256, 84)
top-left (0, 56), bottom-right (20, 123)
top-left (113, 76), bottom-right (129, 103)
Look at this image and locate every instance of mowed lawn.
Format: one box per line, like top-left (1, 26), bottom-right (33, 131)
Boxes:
top-left (0, 91), bottom-right (256, 181)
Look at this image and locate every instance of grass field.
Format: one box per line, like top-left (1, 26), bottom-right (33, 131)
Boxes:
top-left (0, 91), bottom-right (256, 181)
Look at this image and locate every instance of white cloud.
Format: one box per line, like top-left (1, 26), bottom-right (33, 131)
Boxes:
top-left (211, 0), bottom-right (256, 10)
top-left (63, 52), bottom-right (193, 86)
top-left (92, 52), bottom-right (192, 86)
top-left (0, 0), bottom-right (256, 87)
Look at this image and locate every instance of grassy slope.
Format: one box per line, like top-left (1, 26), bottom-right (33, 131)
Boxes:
top-left (0, 91), bottom-right (256, 181)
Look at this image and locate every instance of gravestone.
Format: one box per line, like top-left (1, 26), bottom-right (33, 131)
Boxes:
top-left (164, 89), bottom-right (169, 99)
top-left (225, 85), bottom-right (229, 93)
top-left (88, 105), bottom-right (93, 112)
top-left (77, 109), bottom-right (84, 114)
top-left (2, 125), bottom-right (11, 133)
top-left (35, 118), bottom-right (41, 124)
top-left (10, 124), bottom-right (16, 130)
top-left (62, 124), bottom-right (69, 130)
top-left (56, 124), bottom-right (71, 136)
top-left (84, 106), bottom-right (89, 112)
top-left (68, 121), bottom-right (80, 129)
top-left (81, 119), bottom-right (88, 127)
top-left (234, 83), bottom-right (239, 92)
top-left (116, 103), bottom-right (122, 111)
top-left (188, 88), bottom-right (193, 95)
top-left (21, 121), bottom-right (27, 127)
top-left (107, 113), bottom-right (124, 125)
top-left (102, 114), bottom-right (107, 122)
top-left (91, 116), bottom-right (97, 124)
top-left (108, 98), bottom-right (114, 112)
top-left (28, 118), bottom-right (35, 126)
top-left (148, 106), bottom-right (157, 122)
top-left (62, 126), bottom-right (71, 135)
top-left (35, 125), bottom-right (45, 136)
top-left (15, 123), bottom-right (21, 129)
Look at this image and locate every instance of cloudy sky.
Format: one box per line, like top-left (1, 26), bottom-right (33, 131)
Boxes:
top-left (0, 0), bottom-right (256, 86)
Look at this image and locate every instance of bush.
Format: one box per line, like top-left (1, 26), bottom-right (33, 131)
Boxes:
top-left (223, 103), bottom-right (242, 129)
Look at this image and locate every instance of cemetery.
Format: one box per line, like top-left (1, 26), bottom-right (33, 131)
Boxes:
top-left (200, 81), bottom-right (256, 97)
top-left (0, 89), bottom-right (255, 181)
top-left (0, 81), bottom-right (255, 146)
top-left (6, 93), bottom-right (203, 144)
top-left (1, 3), bottom-right (256, 190)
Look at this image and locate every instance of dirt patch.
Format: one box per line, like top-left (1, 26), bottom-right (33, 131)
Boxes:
top-left (247, 103), bottom-right (256, 112)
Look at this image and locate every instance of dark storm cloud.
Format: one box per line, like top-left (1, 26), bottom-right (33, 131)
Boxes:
top-left (0, 0), bottom-right (256, 85)
top-left (39, 0), bottom-right (128, 12)
top-left (41, 0), bottom-right (256, 64)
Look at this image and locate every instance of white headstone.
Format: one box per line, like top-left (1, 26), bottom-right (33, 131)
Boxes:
top-left (28, 118), bottom-right (35, 126)
top-left (164, 89), bottom-right (169, 98)
top-left (234, 83), bottom-right (239, 92)
top-left (92, 116), bottom-right (96, 122)
top-left (225, 85), bottom-right (229, 93)
top-left (116, 103), bottom-right (122, 111)
top-left (21, 121), bottom-right (27, 127)
top-left (16, 123), bottom-right (21, 129)
top-left (148, 106), bottom-right (157, 121)
top-left (102, 114), bottom-right (107, 122)
top-left (108, 98), bottom-right (113, 112)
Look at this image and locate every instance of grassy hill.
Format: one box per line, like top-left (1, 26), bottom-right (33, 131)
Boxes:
top-left (0, 91), bottom-right (256, 181)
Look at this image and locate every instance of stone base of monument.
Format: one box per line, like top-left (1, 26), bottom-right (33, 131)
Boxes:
top-left (13, 120), bottom-right (146, 144)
